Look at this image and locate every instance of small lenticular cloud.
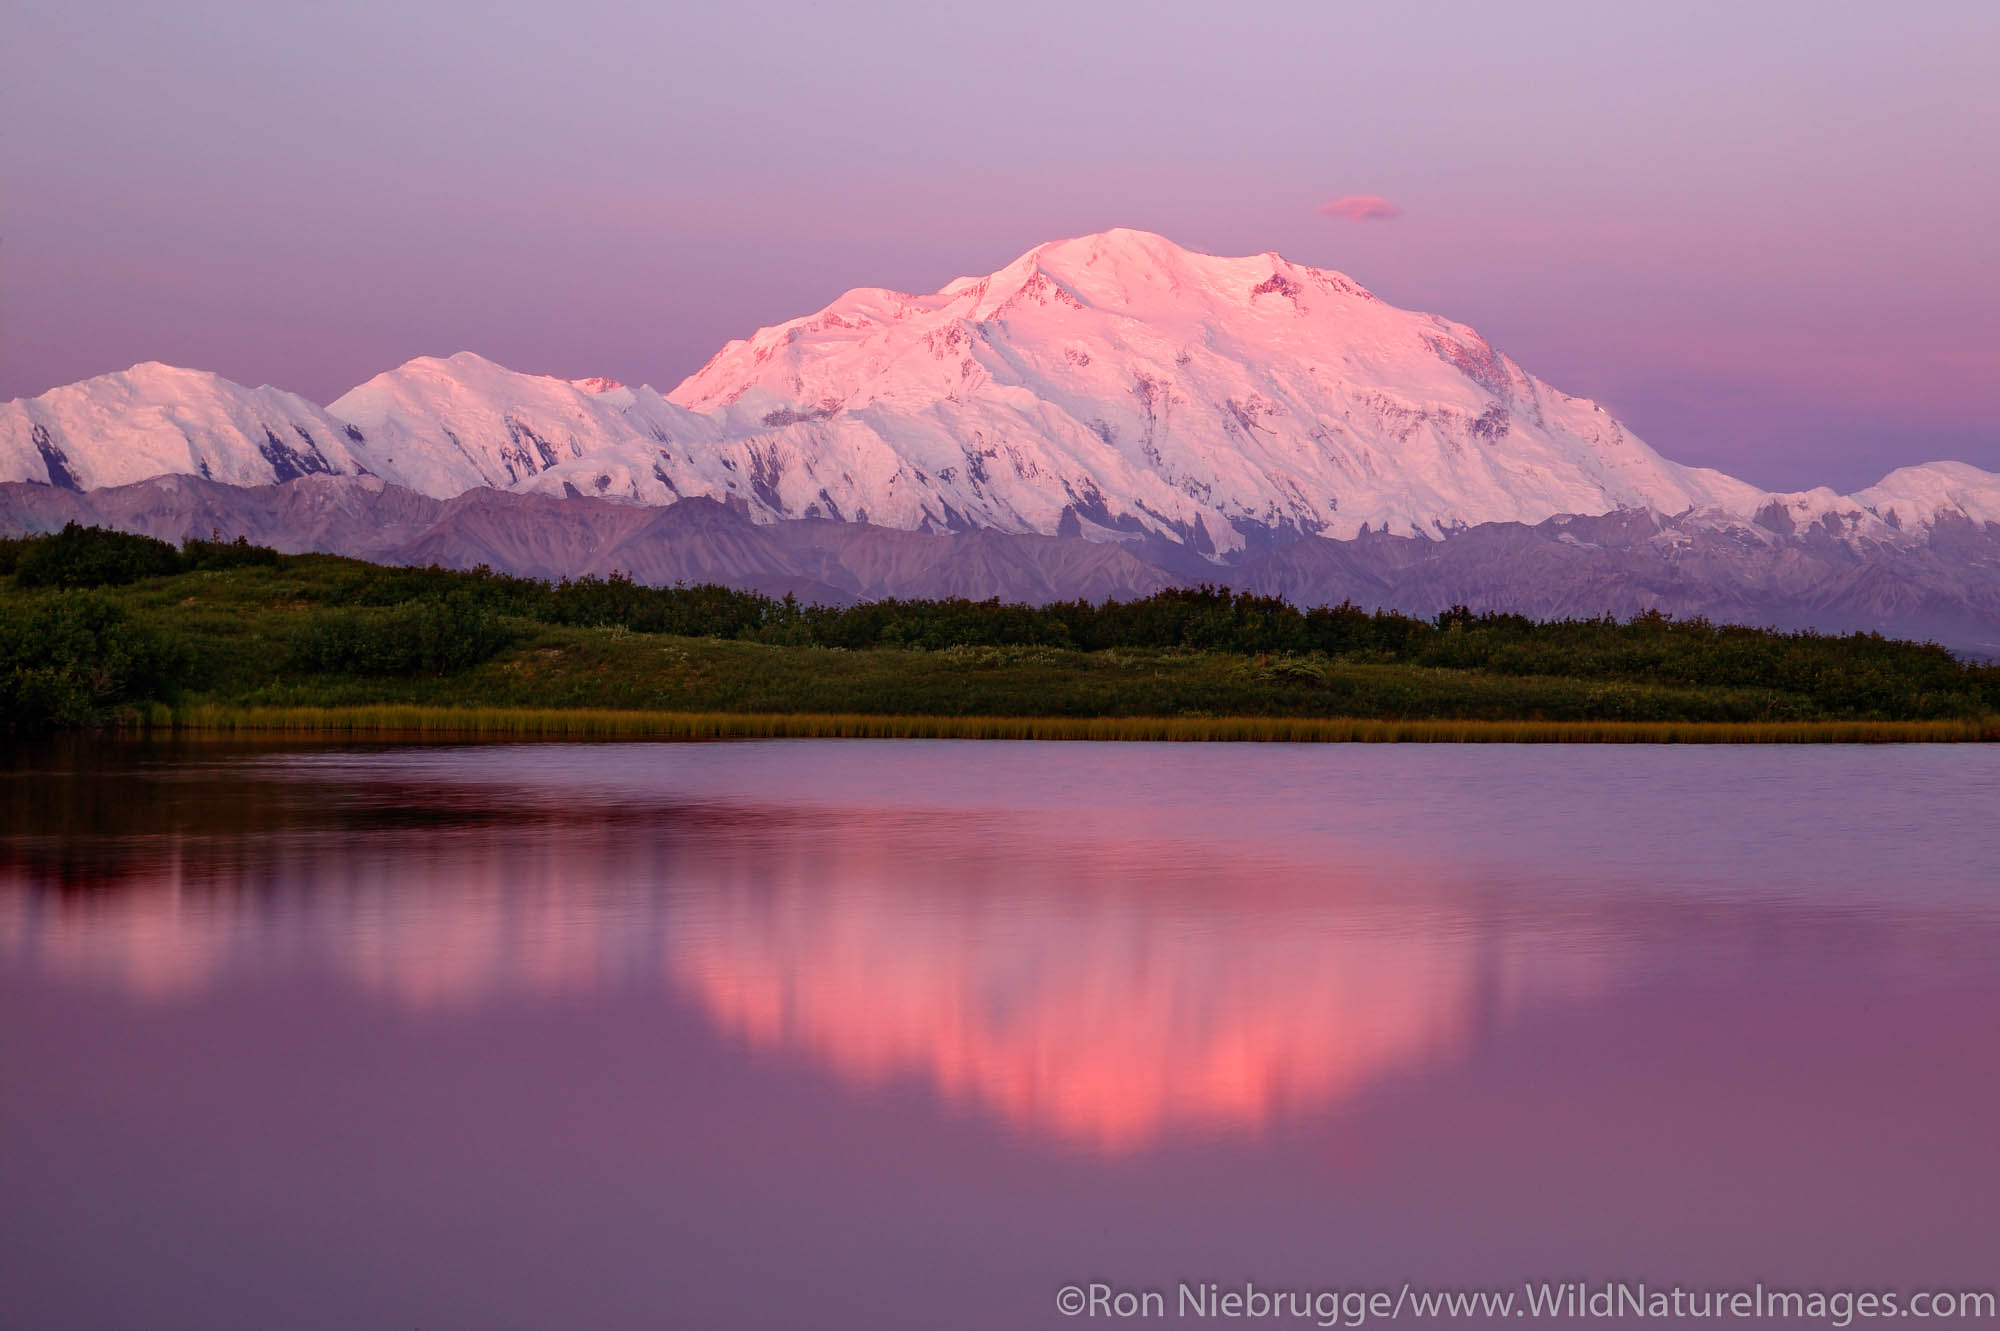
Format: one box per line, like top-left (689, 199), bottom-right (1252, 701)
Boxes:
top-left (1319, 195), bottom-right (1402, 223)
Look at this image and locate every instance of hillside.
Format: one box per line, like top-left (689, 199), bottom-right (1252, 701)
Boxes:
top-left (5, 524), bottom-right (1995, 735)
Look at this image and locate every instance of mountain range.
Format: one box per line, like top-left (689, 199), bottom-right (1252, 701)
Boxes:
top-left (5, 229), bottom-right (1998, 651)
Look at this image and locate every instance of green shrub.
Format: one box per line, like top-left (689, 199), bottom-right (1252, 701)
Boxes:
top-left (287, 595), bottom-right (512, 676)
top-left (0, 591), bottom-right (189, 730)
top-left (13, 522), bottom-right (183, 589)
top-left (182, 533), bottom-right (283, 571)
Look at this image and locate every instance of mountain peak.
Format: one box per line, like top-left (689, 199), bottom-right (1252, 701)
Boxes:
top-left (18, 361), bottom-right (237, 402)
top-left (1025, 227), bottom-right (1282, 270)
top-left (1, 361), bottom-right (364, 492)
top-left (12, 238), bottom-right (1993, 561)
top-left (120, 360), bottom-right (223, 383)
top-left (666, 231), bottom-right (1759, 547)
top-left (1038, 229), bottom-right (1356, 290)
top-left (1029, 227), bottom-right (1194, 269)
top-left (1001, 229), bottom-right (1350, 313)
top-left (341, 352), bottom-right (626, 407)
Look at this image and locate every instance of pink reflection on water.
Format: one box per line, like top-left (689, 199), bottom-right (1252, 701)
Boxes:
top-left (1, 777), bottom-right (1634, 1150)
top-left (662, 837), bottom-right (1618, 1152)
top-left (3, 741), bottom-right (1997, 1161)
top-left (3, 742), bottom-right (2000, 1328)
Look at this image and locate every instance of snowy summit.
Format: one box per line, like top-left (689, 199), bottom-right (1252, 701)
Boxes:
top-left (4, 230), bottom-right (1995, 556)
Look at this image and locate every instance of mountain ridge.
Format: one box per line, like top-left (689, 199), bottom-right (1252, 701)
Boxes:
top-left (6, 474), bottom-right (1996, 656)
top-left (10, 229), bottom-right (1995, 557)
top-left (6, 227), bottom-right (1998, 650)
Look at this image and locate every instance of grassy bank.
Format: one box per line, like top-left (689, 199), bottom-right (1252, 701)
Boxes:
top-left (136, 705), bottom-right (2000, 744)
top-left (7, 525), bottom-right (1999, 740)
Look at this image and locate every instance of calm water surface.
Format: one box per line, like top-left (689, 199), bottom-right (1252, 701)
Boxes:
top-left (2, 740), bottom-right (1997, 1329)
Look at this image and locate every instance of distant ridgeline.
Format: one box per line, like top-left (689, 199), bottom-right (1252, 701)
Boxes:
top-left (6, 231), bottom-right (1999, 659)
top-left (4, 524), bottom-right (1997, 733)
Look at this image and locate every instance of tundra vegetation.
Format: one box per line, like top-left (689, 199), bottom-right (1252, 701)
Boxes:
top-left (3, 523), bottom-right (1996, 739)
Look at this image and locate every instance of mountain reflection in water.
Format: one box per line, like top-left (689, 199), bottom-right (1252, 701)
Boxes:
top-left (5, 740), bottom-right (2000, 1331)
top-left (0, 749), bottom-right (1630, 1152)
top-left (10, 741), bottom-right (1996, 1161)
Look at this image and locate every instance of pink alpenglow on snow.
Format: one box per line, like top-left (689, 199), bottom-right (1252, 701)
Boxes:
top-left (5, 3), bottom-right (1995, 493)
top-left (1319, 195), bottom-right (1403, 223)
top-left (10, 229), bottom-right (2000, 554)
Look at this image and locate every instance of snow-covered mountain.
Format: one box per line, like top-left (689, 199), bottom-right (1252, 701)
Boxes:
top-left (0, 362), bottom-right (371, 492)
top-left (1740, 463), bottom-right (2000, 542)
top-left (326, 353), bottom-right (726, 501)
top-left (5, 228), bottom-right (1998, 557)
top-left (668, 227), bottom-right (1762, 549)
top-left (0, 353), bottom-right (728, 504)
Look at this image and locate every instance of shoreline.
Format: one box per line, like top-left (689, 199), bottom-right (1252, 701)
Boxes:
top-left (114, 705), bottom-right (2000, 744)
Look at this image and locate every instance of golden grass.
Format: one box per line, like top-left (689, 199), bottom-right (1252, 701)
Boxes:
top-left (133, 704), bottom-right (2000, 744)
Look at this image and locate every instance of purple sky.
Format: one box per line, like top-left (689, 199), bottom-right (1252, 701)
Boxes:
top-left (5, 1), bottom-right (1995, 491)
